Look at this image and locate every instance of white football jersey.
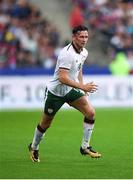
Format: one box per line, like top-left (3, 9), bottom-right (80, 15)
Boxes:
top-left (47, 43), bottom-right (88, 96)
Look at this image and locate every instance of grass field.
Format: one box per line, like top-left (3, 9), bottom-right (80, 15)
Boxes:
top-left (0, 108), bottom-right (133, 179)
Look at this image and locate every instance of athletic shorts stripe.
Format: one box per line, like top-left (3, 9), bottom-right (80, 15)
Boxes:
top-left (44, 87), bottom-right (48, 108)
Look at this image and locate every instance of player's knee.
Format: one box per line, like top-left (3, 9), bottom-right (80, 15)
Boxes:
top-left (86, 108), bottom-right (95, 119)
top-left (90, 108), bottom-right (95, 118)
top-left (84, 108), bottom-right (95, 124)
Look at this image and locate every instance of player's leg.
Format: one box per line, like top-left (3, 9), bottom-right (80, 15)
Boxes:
top-left (29, 90), bottom-right (65, 162)
top-left (28, 113), bottom-right (54, 162)
top-left (70, 96), bottom-right (95, 144)
top-left (67, 91), bottom-right (101, 158)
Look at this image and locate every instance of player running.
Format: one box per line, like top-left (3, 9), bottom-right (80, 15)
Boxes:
top-left (28, 25), bottom-right (101, 162)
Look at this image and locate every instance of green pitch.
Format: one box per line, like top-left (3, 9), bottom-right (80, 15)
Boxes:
top-left (0, 108), bottom-right (133, 179)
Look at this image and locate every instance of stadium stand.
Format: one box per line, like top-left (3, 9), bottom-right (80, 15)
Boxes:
top-left (0, 0), bottom-right (133, 74)
top-left (70, 0), bottom-right (133, 74)
top-left (0, 0), bottom-right (60, 70)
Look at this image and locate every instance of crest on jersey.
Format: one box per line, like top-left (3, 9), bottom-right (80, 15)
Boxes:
top-left (48, 108), bottom-right (53, 114)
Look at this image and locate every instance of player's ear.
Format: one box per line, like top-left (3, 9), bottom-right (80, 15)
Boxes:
top-left (72, 34), bottom-right (75, 38)
top-left (72, 34), bottom-right (75, 41)
top-left (72, 33), bottom-right (77, 39)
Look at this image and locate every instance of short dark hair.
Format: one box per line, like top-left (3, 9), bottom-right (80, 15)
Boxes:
top-left (72, 25), bottom-right (88, 35)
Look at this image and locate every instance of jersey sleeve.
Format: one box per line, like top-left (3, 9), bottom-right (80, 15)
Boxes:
top-left (58, 53), bottom-right (72, 70)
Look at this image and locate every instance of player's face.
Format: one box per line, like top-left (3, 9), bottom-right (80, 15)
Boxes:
top-left (73, 30), bottom-right (89, 49)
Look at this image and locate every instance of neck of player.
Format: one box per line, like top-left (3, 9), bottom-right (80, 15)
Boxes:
top-left (72, 41), bottom-right (83, 54)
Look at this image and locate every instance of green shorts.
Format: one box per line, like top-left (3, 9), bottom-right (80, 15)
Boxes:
top-left (44, 88), bottom-right (84, 116)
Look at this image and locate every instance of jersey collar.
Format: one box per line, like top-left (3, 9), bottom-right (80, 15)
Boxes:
top-left (72, 42), bottom-right (83, 54)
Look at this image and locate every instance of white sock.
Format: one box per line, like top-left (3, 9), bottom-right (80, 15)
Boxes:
top-left (31, 127), bottom-right (45, 150)
top-left (81, 122), bottom-right (94, 149)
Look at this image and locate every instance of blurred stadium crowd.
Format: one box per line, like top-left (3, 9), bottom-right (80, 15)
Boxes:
top-left (70, 0), bottom-right (133, 74)
top-left (0, 0), bottom-right (60, 69)
top-left (0, 0), bottom-right (133, 74)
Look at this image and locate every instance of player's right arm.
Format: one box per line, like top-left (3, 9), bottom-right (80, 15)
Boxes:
top-left (59, 68), bottom-right (98, 93)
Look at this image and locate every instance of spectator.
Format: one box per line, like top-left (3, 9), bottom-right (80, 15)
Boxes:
top-left (69, 3), bottom-right (84, 29)
top-left (109, 52), bottom-right (131, 75)
top-left (0, 0), bottom-right (61, 69)
top-left (70, 0), bottom-right (133, 70)
top-left (11, 0), bottom-right (31, 19)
